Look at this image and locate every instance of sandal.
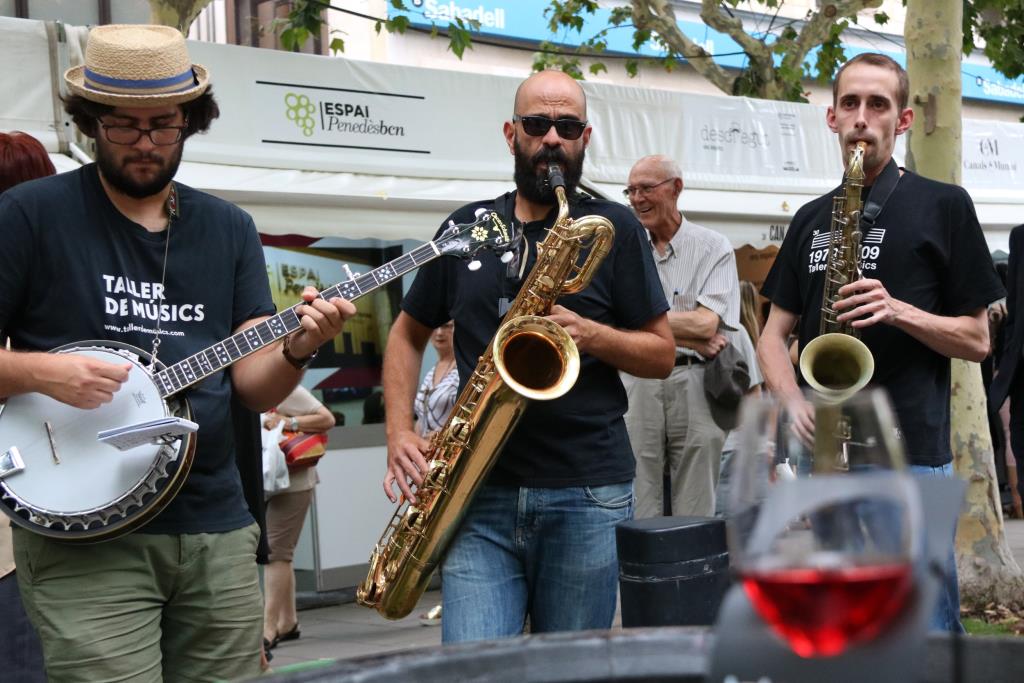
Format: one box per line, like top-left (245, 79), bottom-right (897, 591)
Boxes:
top-left (262, 637), bottom-right (275, 662)
top-left (277, 624), bottom-right (301, 643)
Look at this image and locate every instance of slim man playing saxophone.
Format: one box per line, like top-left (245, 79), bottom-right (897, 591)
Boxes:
top-left (757, 52), bottom-right (1003, 633)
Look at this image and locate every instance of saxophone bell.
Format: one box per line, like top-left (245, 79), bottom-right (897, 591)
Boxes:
top-left (799, 332), bottom-right (874, 403)
top-left (494, 316), bottom-right (579, 401)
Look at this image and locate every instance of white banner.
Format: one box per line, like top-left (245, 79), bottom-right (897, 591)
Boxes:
top-left (186, 41), bottom-right (512, 180)
top-left (676, 93), bottom-right (842, 193)
top-left (569, 81), bottom-right (843, 194)
top-left (186, 41), bottom-right (851, 194)
top-left (962, 119), bottom-right (1024, 190)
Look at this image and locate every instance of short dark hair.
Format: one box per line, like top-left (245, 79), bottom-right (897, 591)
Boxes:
top-left (832, 53), bottom-right (909, 111)
top-left (63, 88), bottom-right (220, 139)
top-left (0, 131), bottom-right (56, 192)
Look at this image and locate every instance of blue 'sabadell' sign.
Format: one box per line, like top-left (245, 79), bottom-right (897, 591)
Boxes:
top-left (393, 0), bottom-right (1024, 107)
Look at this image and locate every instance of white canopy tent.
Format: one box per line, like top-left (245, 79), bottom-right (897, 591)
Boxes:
top-left (2, 16), bottom-right (1022, 252)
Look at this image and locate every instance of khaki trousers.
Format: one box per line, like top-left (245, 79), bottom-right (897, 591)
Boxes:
top-left (623, 365), bottom-right (725, 518)
top-left (14, 523), bottom-right (263, 683)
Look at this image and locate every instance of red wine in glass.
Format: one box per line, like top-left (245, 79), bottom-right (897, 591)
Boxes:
top-left (741, 557), bottom-right (913, 658)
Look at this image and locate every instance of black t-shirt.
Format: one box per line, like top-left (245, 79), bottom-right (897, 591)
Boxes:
top-left (0, 164), bottom-right (275, 533)
top-left (763, 169), bottom-right (1004, 466)
top-left (402, 192), bottom-right (669, 487)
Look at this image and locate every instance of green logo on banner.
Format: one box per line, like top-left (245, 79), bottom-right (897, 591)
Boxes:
top-left (285, 92), bottom-right (316, 137)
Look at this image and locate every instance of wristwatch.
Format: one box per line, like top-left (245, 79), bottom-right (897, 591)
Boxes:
top-left (282, 335), bottom-right (318, 370)
top-left (289, 417), bottom-right (300, 432)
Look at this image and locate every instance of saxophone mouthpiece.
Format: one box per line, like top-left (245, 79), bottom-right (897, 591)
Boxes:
top-left (547, 164), bottom-right (566, 190)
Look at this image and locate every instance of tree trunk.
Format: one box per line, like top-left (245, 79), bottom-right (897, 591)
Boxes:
top-left (905, 0), bottom-right (1024, 610)
top-left (950, 360), bottom-right (1024, 609)
top-left (149, 0), bottom-right (213, 34)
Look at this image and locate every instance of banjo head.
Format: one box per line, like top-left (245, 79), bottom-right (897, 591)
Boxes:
top-left (0, 342), bottom-right (194, 541)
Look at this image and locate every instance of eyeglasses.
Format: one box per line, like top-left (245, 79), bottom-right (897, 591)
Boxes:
top-left (98, 121), bottom-right (188, 146)
top-left (622, 178), bottom-right (676, 198)
top-left (513, 115), bottom-right (587, 141)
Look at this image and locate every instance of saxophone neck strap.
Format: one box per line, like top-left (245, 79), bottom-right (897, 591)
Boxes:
top-left (860, 157), bottom-right (900, 230)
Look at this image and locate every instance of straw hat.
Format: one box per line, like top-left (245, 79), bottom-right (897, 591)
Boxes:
top-left (64, 24), bottom-right (209, 107)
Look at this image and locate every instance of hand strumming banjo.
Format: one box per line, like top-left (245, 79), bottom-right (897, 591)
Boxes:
top-left (0, 211), bottom-right (511, 542)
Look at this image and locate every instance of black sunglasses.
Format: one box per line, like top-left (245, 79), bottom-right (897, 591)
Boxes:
top-left (513, 115), bottom-right (587, 141)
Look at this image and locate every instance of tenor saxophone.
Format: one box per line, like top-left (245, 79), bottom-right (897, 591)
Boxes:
top-left (357, 165), bottom-right (615, 620)
top-left (798, 141), bottom-right (875, 404)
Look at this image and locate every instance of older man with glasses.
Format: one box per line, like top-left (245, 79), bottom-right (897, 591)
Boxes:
top-left (622, 154), bottom-right (742, 519)
top-left (382, 71), bottom-right (673, 644)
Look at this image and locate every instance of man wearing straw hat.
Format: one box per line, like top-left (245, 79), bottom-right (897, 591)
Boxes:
top-left (0, 25), bottom-right (355, 681)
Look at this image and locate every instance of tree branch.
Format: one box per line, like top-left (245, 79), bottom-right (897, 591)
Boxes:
top-left (698, 0), bottom-right (778, 96)
top-left (780, 1), bottom-right (884, 75)
top-left (631, 0), bottom-right (737, 95)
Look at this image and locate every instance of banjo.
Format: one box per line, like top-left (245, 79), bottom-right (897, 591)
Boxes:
top-left (0, 210), bottom-right (511, 542)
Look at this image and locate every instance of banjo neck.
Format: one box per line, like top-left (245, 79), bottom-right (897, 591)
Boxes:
top-left (152, 241), bottom-right (440, 399)
top-left (150, 208), bottom-right (511, 399)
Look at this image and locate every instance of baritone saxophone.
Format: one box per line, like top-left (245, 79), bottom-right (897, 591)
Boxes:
top-left (798, 142), bottom-right (877, 471)
top-left (798, 141), bottom-right (875, 404)
top-left (357, 164), bottom-right (615, 619)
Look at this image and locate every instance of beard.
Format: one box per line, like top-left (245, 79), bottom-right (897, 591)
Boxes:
top-left (96, 139), bottom-right (183, 199)
top-left (513, 136), bottom-right (585, 205)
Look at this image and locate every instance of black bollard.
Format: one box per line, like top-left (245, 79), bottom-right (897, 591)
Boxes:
top-left (615, 516), bottom-right (730, 627)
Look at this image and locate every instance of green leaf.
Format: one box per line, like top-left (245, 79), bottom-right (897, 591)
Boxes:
top-left (448, 26), bottom-right (474, 59)
top-left (280, 27), bottom-right (309, 53)
top-left (625, 59), bottom-right (638, 78)
top-left (589, 62), bottom-right (608, 76)
top-left (328, 37), bottom-right (345, 55)
top-left (608, 7), bottom-right (631, 27)
top-left (873, 12), bottom-right (889, 26)
top-left (632, 28), bottom-right (651, 53)
top-left (387, 16), bottom-right (410, 34)
top-left (561, 61), bottom-right (584, 80)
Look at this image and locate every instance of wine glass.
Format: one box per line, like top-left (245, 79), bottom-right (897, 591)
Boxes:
top-left (726, 388), bottom-right (922, 658)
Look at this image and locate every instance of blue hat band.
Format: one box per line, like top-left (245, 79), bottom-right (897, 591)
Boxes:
top-left (83, 66), bottom-right (197, 96)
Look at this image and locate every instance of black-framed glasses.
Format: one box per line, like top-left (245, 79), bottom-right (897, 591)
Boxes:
top-left (623, 178), bottom-right (676, 198)
top-left (98, 121), bottom-right (188, 146)
top-left (513, 115), bottom-right (587, 140)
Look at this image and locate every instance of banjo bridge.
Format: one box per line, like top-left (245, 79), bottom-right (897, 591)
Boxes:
top-left (0, 447), bottom-right (25, 480)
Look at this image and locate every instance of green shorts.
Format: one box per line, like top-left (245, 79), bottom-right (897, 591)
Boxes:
top-left (14, 523), bottom-right (263, 683)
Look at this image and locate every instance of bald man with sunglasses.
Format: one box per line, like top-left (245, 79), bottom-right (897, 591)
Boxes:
top-left (381, 71), bottom-right (673, 643)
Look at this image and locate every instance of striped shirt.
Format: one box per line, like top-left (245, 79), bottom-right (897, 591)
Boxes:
top-left (647, 217), bottom-right (741, 358)
top-left (414, 364), bottom-right (460, 436)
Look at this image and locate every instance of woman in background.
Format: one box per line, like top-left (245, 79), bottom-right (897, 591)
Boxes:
top-left (738, 280), bottom-right (762, 345)
top-left (414, 321), bottom-right (458, 438)
top-left (413, 321), bottom-right (458, 625)
top-left (262, 386), bottom-right (335, 653)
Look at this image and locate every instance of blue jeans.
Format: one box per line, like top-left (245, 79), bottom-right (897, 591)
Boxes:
top-left (908, 462), bottom-right (965, 634)
top-left (441, 482), bottom-right (634, 643)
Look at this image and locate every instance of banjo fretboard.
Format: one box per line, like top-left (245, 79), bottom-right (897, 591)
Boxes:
top-left (152, 241), bottom-right (441, 398)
